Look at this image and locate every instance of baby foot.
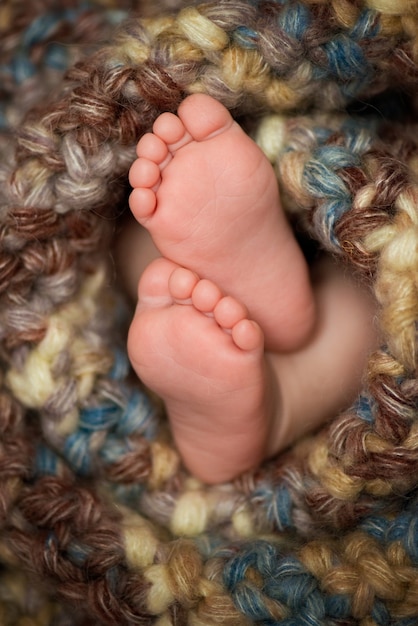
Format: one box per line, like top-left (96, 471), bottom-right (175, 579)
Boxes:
top-left (129, 93), bottom-right (314, 352)
top-left (127, 257), bottom-right (273, 484)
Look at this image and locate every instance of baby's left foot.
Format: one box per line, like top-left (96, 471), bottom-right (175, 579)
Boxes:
top-left (127, 257), bottom-right (273, 483)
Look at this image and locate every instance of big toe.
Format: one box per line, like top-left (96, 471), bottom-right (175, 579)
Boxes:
top-left (137, 257), bottom-right (179, 304)
top-left (177, 93), bottom-right (234, 142)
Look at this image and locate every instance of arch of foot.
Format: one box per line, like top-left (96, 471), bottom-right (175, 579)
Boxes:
top-left (1, 0), bottom-right (418, 624)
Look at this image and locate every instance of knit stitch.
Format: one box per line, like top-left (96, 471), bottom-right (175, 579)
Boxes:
top-left (1, 0), bottom-right (418, 624)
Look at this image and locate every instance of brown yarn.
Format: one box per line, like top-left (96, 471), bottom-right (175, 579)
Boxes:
top-left (1, 1), bottom-right (418, 623)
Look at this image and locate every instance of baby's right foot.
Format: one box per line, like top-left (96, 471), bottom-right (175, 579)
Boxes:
top-left (129, 94), bottom-right (314, 352)
top-left (127, 257), bottom-right (273, 484)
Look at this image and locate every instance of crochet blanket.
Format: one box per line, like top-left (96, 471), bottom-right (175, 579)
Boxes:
top-left (1, 1), bottom-right (418, 624)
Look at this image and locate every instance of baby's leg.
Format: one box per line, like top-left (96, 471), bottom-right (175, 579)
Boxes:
top-left (265, 258), bottom-right (379, 457)
top-left (128, 94), bottom-right (314, 353)
top-left (128, 256), bottom-right (271, 483)
top-left (124, 240), bottom-right (378, 484)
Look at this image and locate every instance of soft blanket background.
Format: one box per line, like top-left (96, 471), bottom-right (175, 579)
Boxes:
top-left (1, 1), bottom-right (418, 624)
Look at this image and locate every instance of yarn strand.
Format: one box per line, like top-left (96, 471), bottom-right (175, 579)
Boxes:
top-left (1, 0), bottom-right (418, 623)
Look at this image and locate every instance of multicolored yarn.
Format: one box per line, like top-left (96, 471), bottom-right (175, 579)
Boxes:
top-left (1, 0), bottom-right (418, 623)
top-left (0, 0), bottom-right (188, 130)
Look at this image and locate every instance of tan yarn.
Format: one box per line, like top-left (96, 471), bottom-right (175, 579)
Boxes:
top-left (1, 0), bottom-right (418, 623)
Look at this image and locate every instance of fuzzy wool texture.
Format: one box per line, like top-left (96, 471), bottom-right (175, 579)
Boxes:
top-left (1, 0), bottom-right (418, 624)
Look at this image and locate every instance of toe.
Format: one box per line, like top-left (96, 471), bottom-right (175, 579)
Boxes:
top-left (129, 157), bottom-right (161, 189)
top-left (153, 112), bottom-right (193, 152)
top-left (129, 187), bottom-right (157, 220)
top-left (232, 319), bottom-right (264, 352)
top-left (138, 257), bottom-right (179, 304)
top-left (214, 295), bottom-right (248, 330)
top-left (177, 94), bottom-right (234, 142)
top-left (136, 133), bottom-right (169, 165)
top-left (191, 279), bottom-right (223, 313)
top-left (169, 267), bottom-right (199, 302)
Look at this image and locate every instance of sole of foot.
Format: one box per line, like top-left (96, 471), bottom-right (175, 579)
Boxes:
top-left (129, 93), bottom-right (315, 352)
top-left (128, 257), bottom-right (272, 483)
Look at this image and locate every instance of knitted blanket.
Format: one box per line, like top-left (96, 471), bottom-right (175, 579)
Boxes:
top-left (1, 1), bottom-right (418, 624)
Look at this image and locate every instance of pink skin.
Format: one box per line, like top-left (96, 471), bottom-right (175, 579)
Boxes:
top-left (121, 94), bottom-right (379, 483)
top-left (128, 93), bottom-right (315, 353)
top-left (128, 257), bottom-right (271, 483)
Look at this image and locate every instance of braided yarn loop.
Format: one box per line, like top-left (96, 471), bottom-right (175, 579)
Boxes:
top-left (1, 0), bottom-right (418, 623)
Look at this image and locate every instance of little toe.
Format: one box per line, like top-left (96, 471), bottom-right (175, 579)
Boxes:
top-left (213, 295), bottom-right (248, 330)
top-left (177, 93), bottom-right (234, 142)
top-left (232, 319), bottom-right (264, 352)
top-left (169, 266), bottom-right (199, 302)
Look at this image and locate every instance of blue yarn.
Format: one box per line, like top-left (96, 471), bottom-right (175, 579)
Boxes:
top-left (66, 539), bottom-right (92, 567)
top-left (303, 157), bottom-right (351, 199)
top-left (324, 594), bottom-right (351, 619)
top-left (360, 515), bottom-right (389, 545)
top-left (233, 26), bottom-right (258, 49)
top-left (44, 43), bottom-right (69, 72)
top-left (223, 541), bottom-right (278, 591)
top-left (10, 51), bottom-right (36, 84)
top-left (12, 10), bottom-right (83, 83)
top-left (0, 105), bottom-right (7, 129)
top-left (224, 543), bottom-right (326, 624)
top-left (3, 5), bottom-right (129, 88)
top-left (278, 2), bottom-right (311, 41)
top-left (317, 142), bottom-right (361, 169)
top-left (79, 404), bottom-right (120, 432)
top-left (361, 509), bottom-right (418, 566)
top-left (371, 598), bottom-right (391, 626)
top-left (323, 197), bottom-right (353, 245)
top-left (312, 145), bottom-right (361, 177)
top-left (301, 130), bottom-right (377, 246)
top-left (63, 430), bottom-right (93, 475)
top-left (264, 556), bottom-right (321, 609)
top-left (350, 9), bottom-right (380, 41)
top-left (22, 12), bottom-right (71, 47)
top-left (98, 434), bottom-right (134, 466)
top-left (109, 482), bottom-right (145, 507)
top-left (115, 387), bottom-right (158, 440)
top-left (105, 566), bottom-right (125, 592)
top-left (383, 515), bottom-right (408, 543)
top-left (248, 0), bottom-right (287, 7)
top-left (234, 1), bottom-right (309, 52)
top-left (387, 512), bottom-right (418, 565)
top-left (341, 120), bottom-right (375, 153)
top-left (278, 614), bottom-right (323, 626)
top-left (59, 381), bottom-right (158, 476)
top-left (223, 529), bottom-right (414, 624)
top-left (323, 35), bottom-right (370, 82)
top-left (310, 126), bottom-right (334, 144)
top-left (254, 483), bottom-right (294, 531)
top-left (231, 581), bottom-right (276, 621)
top-left (35, 443), bottom-right (60, 477)
top-left (109, 347), bottom-right (131, 381)
top-left (353, 394), bottom-right (376, 424)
